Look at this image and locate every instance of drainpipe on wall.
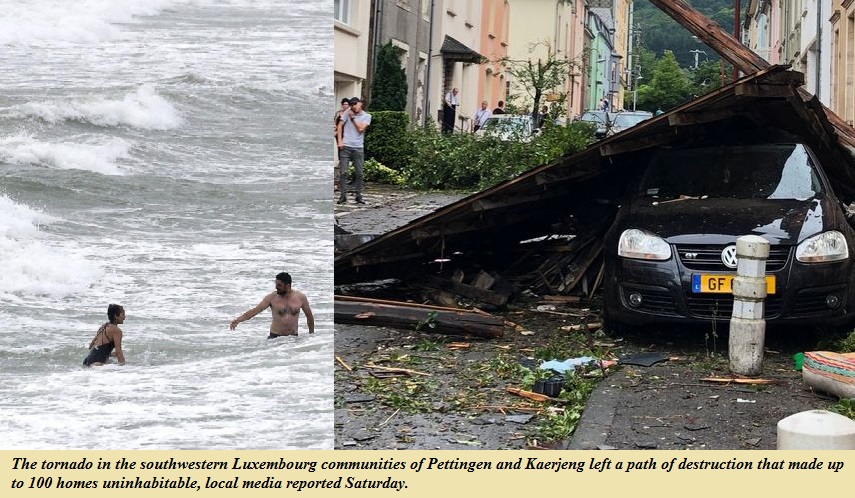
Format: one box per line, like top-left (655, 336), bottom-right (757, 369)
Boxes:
top-left (815, 0), bottom-right (822, 101)
top-left (422, 0), bottom-right (436, 128)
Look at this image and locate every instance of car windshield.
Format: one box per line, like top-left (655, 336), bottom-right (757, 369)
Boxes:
top-left (482, 117), bottom-right (531, 134)
top-left (639, 144), bottom-right (824, 200)
top-left (612, 113), bottom-right (650, 128)
top-left (580, 111), bottom-right (609, 125)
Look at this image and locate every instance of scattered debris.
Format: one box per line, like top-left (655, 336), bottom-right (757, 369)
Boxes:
top-left (560, 322), bottom-right (603, 332)
top-left (736, 399), bottom-right (757, 403)
top-left (364, 363), bottom-right (431, 377)
top-left (344, 394), bottom-right (376, 403)
top-left (505, 414), bottom-right (535, 424)
top-left (335, 295), bottom-right (504, 338)
top-left (506, 387), bottom-right (551, 403)
top-left (447, 342), bottom-right (471, 350)
top-left (540, 357), bottom-right (597, 373)
top-left (335, 355), bottom-right (352, 371)
top-left (700, 377), bottom-right (775, 385)
top-left (619, 352), bottom-right (670, 367)
top-left (744, 437), bottom-right (762, 447)
top-left (684, 423), bottom-right (711, 431)
top-left (379, 409), bottom-right (400, 427)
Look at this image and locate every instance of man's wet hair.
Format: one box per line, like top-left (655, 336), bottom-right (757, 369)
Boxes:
top-left (107, 304), bottom-right (124, 323)
top-left (276, 272), bottom-right (292, 285)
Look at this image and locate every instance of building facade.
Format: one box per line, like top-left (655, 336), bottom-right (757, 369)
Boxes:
top-left (335, 0), bottom-right (372, 103)
top-left (369, 0), bottom-right (432, 123)
top-left (476, 0), bottom-right (511, 119)
top-left (830, 0), bottom-right (855, 123)
top-left (505, 0), bottom-right (591, 120)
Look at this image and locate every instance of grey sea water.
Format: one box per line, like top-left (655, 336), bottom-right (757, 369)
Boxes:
top-left (0, 0), bottom-right (333, 449)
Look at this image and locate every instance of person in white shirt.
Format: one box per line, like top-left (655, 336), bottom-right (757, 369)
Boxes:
top-left (473, 100), bottom-right (491, 132)
top-left (442, 87), bottom-right (459, 134)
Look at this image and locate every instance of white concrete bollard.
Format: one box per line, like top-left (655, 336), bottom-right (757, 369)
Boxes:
top-left (777, 410), bottom-right (855, 449)
top-left (728, 235), bottom-right (769, 376)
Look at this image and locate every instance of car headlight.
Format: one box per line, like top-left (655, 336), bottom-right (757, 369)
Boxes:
top-left (618, 229), bottom-right (671, 260)
top-left (796, 231), bottom-right (849, 263)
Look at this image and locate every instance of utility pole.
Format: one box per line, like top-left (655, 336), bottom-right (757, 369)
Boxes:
top-left (733, 0), bottom-right (742, 82)
top-left (689, 49), bottom-right (705, 69)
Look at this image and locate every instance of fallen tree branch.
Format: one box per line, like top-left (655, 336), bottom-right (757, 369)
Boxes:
top-left (335, 355), bottom-right (352, 372)
top-left (364, 363), bottom-right (432, 377)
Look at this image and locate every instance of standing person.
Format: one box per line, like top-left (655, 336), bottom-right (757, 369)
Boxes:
top-left (230, 272), bottom-right (315, 338)
top-left (334, 98), bottom-right (349, 133)
top-left (472, 100), bottom-right (491, 132)
top-left (600, 97), bottom-right (611, 112)
top-left (492, 100), bottom-right (506, 114)
top-left (333, 98), bottom-right (350, 191)
top-left (83, 304), bottom-right (126, 366)
top-left (442, 87), bottom-right (459, 134)
top-left (336, 97), bottom-right (371, 204)
top-left (537, 105), bottom-right (549, 129)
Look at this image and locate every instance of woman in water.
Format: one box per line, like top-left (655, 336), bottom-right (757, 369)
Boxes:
top-left (83, 304), bottom-right (126, 366)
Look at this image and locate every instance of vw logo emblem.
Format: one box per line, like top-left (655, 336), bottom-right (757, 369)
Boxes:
top-left (721, 245), bottom-right (738, 269)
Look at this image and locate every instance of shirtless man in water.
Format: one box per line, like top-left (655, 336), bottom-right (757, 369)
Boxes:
top-left (229, 272), bottom-right (315, 337)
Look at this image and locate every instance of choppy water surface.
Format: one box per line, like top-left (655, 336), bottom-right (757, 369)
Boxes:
top-left (0, 0), bottom-right (333, 449)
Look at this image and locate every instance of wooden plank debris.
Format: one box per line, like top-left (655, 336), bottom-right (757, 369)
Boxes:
top-left (364, 363), bottom-right (431, 377)
top-left (700, 377), bottom-right (775, 385)
top-left (335, 355), bottom-right (352, 372)
top-left (506, 388), bottom-right (551, 403)
top-left (422, 275), bottom-right (510, 306)
top-left (560, 322), bottom-right (603, 332)
top-left (335, 295), bottom-right (504, 338)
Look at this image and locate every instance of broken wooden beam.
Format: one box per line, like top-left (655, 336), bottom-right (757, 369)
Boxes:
top-left (648, 0), bottom-right (768, 74)
top-left (422, 275), bottom-right (510, 307)
top-left (334, 296), bottom-right (504, 338)
top-left (506, 387), bottom-right (550, 403)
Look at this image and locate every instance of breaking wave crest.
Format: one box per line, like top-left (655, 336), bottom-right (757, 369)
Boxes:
top-left (12, 85), bottom-right (182, 130)
top-left (0, 134), bottom-right (132, 176)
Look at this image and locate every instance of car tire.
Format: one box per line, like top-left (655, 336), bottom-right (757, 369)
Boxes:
top-left (602, 305), bottom-right (629, 335)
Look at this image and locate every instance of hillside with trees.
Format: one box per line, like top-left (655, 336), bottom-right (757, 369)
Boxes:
top-left (634, 0), bottom-right (735, 67)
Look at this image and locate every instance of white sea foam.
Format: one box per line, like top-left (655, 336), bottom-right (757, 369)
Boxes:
top-left (0, 0), bottom-right (191, 45)
top-left (0, 134), bottom-right (131, 175)
top-left (0, 195), bottom-right (102, 298)
top-left (12, 85), bottom-right (183, 130)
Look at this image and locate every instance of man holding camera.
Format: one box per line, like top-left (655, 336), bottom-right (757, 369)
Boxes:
top-left (336, 97), bottom-right (372, 204)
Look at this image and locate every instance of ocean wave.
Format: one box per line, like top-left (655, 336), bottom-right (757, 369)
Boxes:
top-left (0, 134), bottom-right (132, 176)
top-left (11, 85), bottom-right (182, 130)
top-left (0, 194), bottom-right (101, 298)
top-left (0, 0), bottom-right (295, 46)
top-left (0, 0), bottom-right (189, 45)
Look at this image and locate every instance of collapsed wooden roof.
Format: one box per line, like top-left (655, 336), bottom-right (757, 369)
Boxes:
top-left (335, 0), bottom-right (855, 288)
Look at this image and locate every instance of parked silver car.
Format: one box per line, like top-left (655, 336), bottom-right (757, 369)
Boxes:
top-left (579, 110), bottom-right (615, 139)
top-left (475, 115), bottom-right (540, 142)
top-left (608, 111), bottom-right (653, 136)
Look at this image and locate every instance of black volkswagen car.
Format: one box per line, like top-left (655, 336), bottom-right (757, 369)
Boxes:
top-left (603, 140), bottom-right (855, 331)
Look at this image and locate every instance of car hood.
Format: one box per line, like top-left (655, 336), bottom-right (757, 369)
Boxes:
top-left (620, 197), bottom-right (832, 245)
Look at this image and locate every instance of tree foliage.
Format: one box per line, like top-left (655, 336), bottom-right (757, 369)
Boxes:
top-left (370, 42), bottom-right (407, 112)
top-left (402, 123), bottom-right (595, 190)
top-left (635, 50), bottom-right (691, 112)
top-left (500, 41), bottom-right (577, 119)
top-left (364, 111), bottom-right (412, 171)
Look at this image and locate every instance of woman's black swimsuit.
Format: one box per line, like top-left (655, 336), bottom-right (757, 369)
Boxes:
top-left (83, 324), bottom-right (114, 366)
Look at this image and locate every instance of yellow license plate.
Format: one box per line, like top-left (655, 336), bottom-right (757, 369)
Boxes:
top-left (691, 274), bottom-right (776, 294)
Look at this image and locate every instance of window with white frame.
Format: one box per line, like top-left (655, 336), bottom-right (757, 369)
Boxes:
top-left (335, 0), bottom-right (351, 24)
